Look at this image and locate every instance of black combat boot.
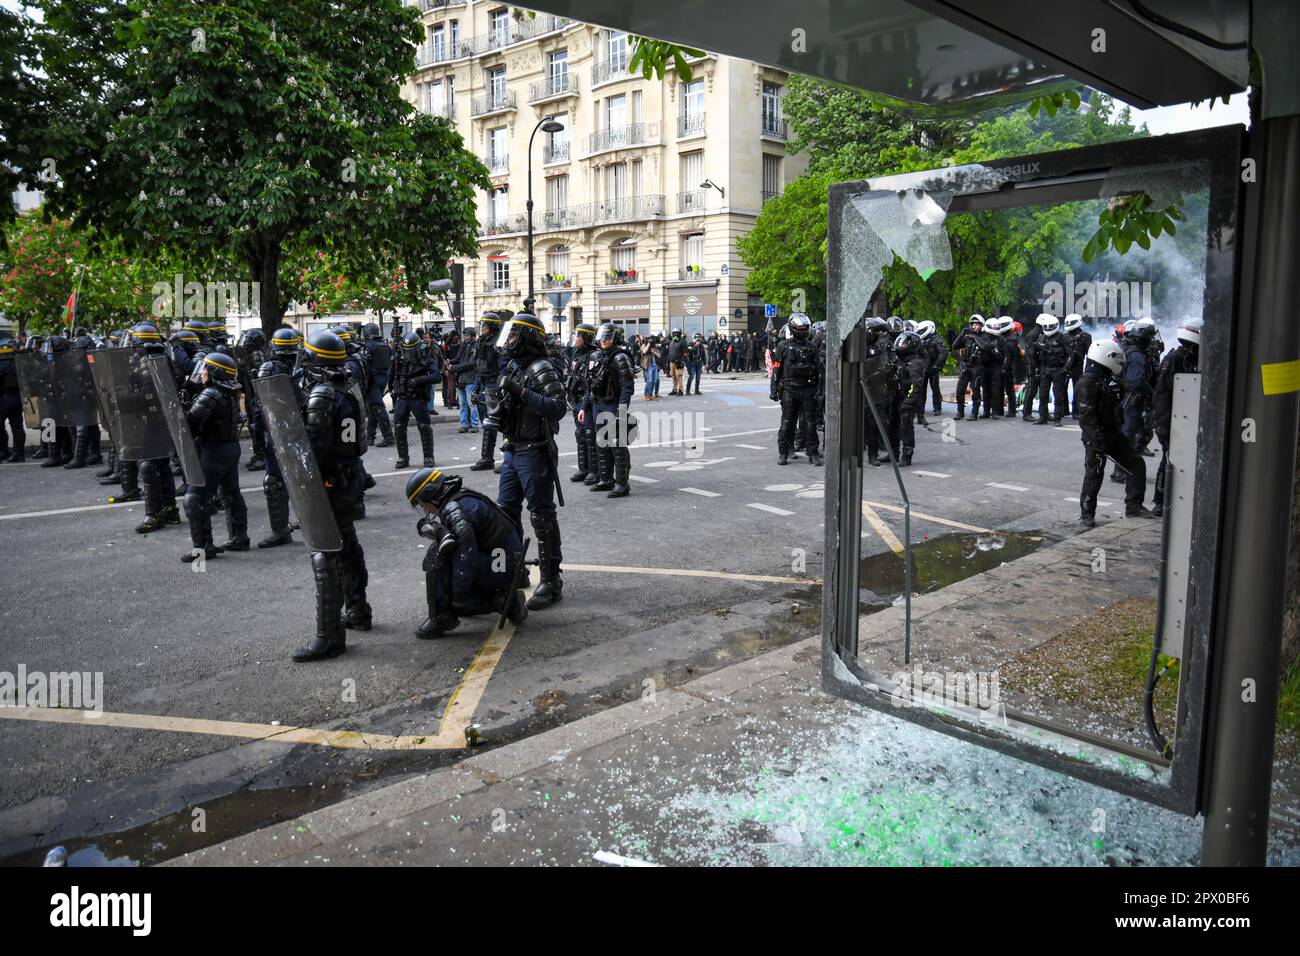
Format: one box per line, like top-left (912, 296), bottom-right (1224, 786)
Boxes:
top-left (607, 447), bottom-right (630, 498)
top-left (589, 446), bottom-right (615, 492)
top-left (571, 430), bottom-right (590, 482)
top-left (32, 442), bottom-right (47, 461)
top-left (809, 451), bottom-right (824, 466)
top-left (417, 570), bottom-right (459, 638)
top-left (778, 453), bottom-right (789, 465)
top-left (257, 476), bottom-right (294, 548)
top-left (900, 449), bottom-right (913, 466)
top-left (527, 512), bottom-right (563, 610)
top-left (95, 445), bottom-right (116, 477)
top-left (583, 432), bottom-right (599, 485)
top-left (418, 424), bottom-right (435, 468)
top-left (341, 602), bottom-right (373, 631)
top-left (393, 427), bottom-right (409, 469)
top-left (294, 553), bottom-right (347, 661)
top-left (470, 428), bottom-right (496, 471)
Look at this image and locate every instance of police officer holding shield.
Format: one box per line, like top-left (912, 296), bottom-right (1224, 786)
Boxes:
top-left (181, 351), bottom-right (250, 561)
top-left (0, 334), bottom-right (25, 463)
top-left (486, 314), bottom-right (567, 610)
top-left (254, 328), bottom-right (304, 549)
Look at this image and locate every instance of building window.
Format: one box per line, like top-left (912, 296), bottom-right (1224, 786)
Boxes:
top-left (491, 8), bottom-right (510, 48)
top-left (431, 24), bottom-right (445, 61)
top-left (762, 81), bottom-right (783, 136)
top-left (605, 93), bottom-right (627, 132)
top-left (447, 75), bottom-right (455, 112)
top-left (605, 162), bottom-right (628, 203)
top-left (451, 19), bottom-right (460, 53)
top-left (681, 79), bottom-right (704, 135)
top-left (608, 30), bottom-right (628, 70)
top-left (762, 154), bottom-right (782, 203)
top-left (679, 152), bottom-right (704, 212)
top-left (546, 245), bottom-right (570, 284)
top-left (611, 238), bottom-right (637, 280)
top-left (491, 258), bottom-right (510, 290)
top-left (488, 127), bottom-right (508, 173)
top-left (548, 50), bottom-right (568, 93)
top-left (546, 174), bottom-right (568, 212)
top-left (682, 232), bottom-right (704, 277)
top-left (488, 67), bottom-right (507, 107)
top-left (488, 187), bottom-right (508, 225)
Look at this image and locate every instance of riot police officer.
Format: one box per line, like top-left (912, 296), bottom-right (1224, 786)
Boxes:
top-left (181, 351), bottom-right (250, 561)
top-left (236, 329), bottom-right (268, 471)
top-left (916, 320), bottom-right (946, 418)
top-left (292, 330), bottom-right (373, 661)
top-left (586, 322), bottom-right (636, 497)
top-left (405, 467), bottom-right (528, 639)
top-left (979, 317), bottom-right (1007, 418)
top-left (1063, 313), bottom-right (1091, 418)
top-left (952, 315), bottom-right (984, 421)
top-left (893, 330), bottom-right (928, 466)
top-left (1151, 318), bottom-right (1201, 517)
top-left (254, 328), bottom-right (304, 548)
top-left (470, 310), bottom-right (506, 472)
top-left (389, 331), bottom-right (436, 470)
top-left (860, 318), bottom-right (896, 466)
top-left (127, 323), bottom-right (183, 534)
top-left (362, 322), bottom-right (394, 447)
top-left (0, 334), bottom-right (25, 462)
top-left (1030, 314), bottom-right (1071, 425)
top-left (1078, 339), bottom-right (1154, 528)
top-left (567, 322), bottom-right (599, 484)
top-left (770, 313), bottom-right (823, 466)
top-left (486, 314), bottom-right (567, 610)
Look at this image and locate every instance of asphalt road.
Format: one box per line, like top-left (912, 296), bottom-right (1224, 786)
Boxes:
top-left (0, 372), bottom-right (1154, 861)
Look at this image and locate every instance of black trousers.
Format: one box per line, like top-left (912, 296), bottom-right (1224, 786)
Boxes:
top-left (1081, 436), bottom-right (1146, 518)
top-left (1037, 369), bottom-right (1069, 420)
top-left (778, 385), bottom-right (819, 457)
top-left (184, 440), bottom-right (247, 546)
top-left (978, 365), bottom-right (1001, 415)
top-left (1021, 372), bottom-right (1039, 418)
top-left (956, 367), bottom-right (980, 415)
top-left (0, 390), bottom-right (24, 455)
top-left (927, 370), bottom-right (943, 413)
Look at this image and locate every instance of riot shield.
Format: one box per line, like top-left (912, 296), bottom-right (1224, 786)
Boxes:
top-left (85, 348), bottom-right (171, 461)
top-left (863, 347), bottom-right (891, 408)
top-left (15, 352), bottom-right (56, 431)
top-left (51, 348), bottom-right (100, 427)
top-left (347, 381), bottom-right (369, 454)
top-left (253, 374), bottom-right (342, 552)
top-left (146, 355), bottom-right (205, 487)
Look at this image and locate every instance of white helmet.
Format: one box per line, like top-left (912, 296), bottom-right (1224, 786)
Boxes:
top-left (1063, 313), bottom-right (1082, 333)
top-left (985, 318), bottom-right (1005, 336)
top-left (1040, 316), bottom-right (1060, 337)
top-left (1034, 312), bottom-right (1056, 328)
top-left (915, 320), bottom-right (936, 340)
top-left (1176, 317), bottom-right (1203, 347)
top-left (1086, 339), bottom-right (1123, 375)
top-left (969, 313), bottom-right (984, 325)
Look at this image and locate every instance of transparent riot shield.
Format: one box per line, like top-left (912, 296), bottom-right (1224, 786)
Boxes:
top-left (51, 348), bottom-right (99, 428)
top-left (146, 355), bottom-right (205, 487)
top-left (822, 125), bottom-right (1243, 816)
top-left (85, 348), bottom-right (171, 461)
top-left (14, 352), bottom-right (56, 431)
top-left (253, 374), bottom-right (342, 552)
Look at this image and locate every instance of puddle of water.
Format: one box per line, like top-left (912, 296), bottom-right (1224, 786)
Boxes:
top-left (0, 783), bottom-right (348, 868)
top-left (858, 530), bottom-right (1048, 598)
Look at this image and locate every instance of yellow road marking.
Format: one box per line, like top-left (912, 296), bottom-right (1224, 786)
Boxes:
top-left (861, 502), bottom-right (905, 556)
top-left (864, 500), bottom-right (991, 534)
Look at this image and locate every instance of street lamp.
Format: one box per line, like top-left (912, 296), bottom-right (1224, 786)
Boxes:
top-left (701, 178), bottom-right (726, 200)
top-left (525, 115), bottom-right (565, 316)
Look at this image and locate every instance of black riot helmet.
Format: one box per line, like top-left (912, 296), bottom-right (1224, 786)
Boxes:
top-left (887, 316), bottom-right (904, 335)
top-left (170, 329), bottom-right (201, 355)
top-left (300, 330), bottom-right (348, 380)
top-left (571, 322), bottom-right (598, 349)
top-left (0, 338), bottom-right (14, 356)
top-left (594, 323), bottom-right (618, 350)
top-left (269, 327), bottom-right (302, 358)
top-left (495, 314), bottom-right (547, 359)
top-left (862, 316), bottom-right (891, 344)
top-left (183, 319), bottom-right (209, 343)
top-left (400, 331), bottom-right (425, 354)
top-left (788, 313), bottom-right (812, 341)
top-left (130, 322), bottom-right (167, 354)
top-left (405, 467), bottom-right (463, 509)
top-left (362, 322), bottom-right (381, 340)
top-left (893, 331), bottom-right (922, 355)
top-left (201, 351), bottom-right (240, 387)
top-left (239, 328), bottom-right (267, 350)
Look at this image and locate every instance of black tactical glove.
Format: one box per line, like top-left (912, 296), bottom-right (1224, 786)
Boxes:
top-left (501, 374), bottom-right (525, 399)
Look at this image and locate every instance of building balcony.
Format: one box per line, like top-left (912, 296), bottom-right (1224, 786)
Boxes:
top-left (534, 195), bottom-right (665, 232)
top-left (511, 14), bottom-right (571, 43)
top-left (604, 270), bottom-right (641, 285)
top-left (480, 214), bottom-right (527, 236)
top-left (677, 190), bottom-right (706, 214)
top-left (411, 0), bottom-right (466, 13)
top-left (677, 112), bottom-right (705, 139)
top-left (486, 155), bottom-right (509, 175)
top-left (761, 189), bottom-right (780, 204)
top-left (591, 58), bottom-right (630, 87)
top-left (587, 122), bottom-right (658, 155)
top-left (482, 281), bottom-right (517, 295)
top-left (541, 275), bottom-right (573, 289)
top-left (415, 44), bottom-right (453, 67)
top-left (471, 90), bottom-right (517, 118)
top-left (529, 73), bottom-right (579, 104)
top-left (679, 266), bottom-right (706, 281)
top-left (538, 204), bottom-right (588, 231)
top-left (762, 116), bottom-right (788, 140)
top-left (542, 141), bottom-right (570, 164)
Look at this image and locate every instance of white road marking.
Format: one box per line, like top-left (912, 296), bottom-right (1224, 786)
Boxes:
top-left (628, 475), bottom-right (658, 483)
top-left (987, 482), bottom-right (1030, 492)
top-left (593, 851), bottom-right (660, 867)
top-left (1065, 496), bottom-right (1114, 507)
top-left (913, 470), bottom-right (952, 479)
top-left (863, 500), bottom-right (992, 535)
top-left (735, 443), bottom-right (767, 450)
top-left (679, 487), bottom-right (721, 497)
top-left (747, 503), bottom-right (794, 516)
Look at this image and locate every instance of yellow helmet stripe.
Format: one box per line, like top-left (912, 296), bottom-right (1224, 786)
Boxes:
top-left (204, 355), bottom-right (238, 374)
top-left (303, 341), bottom-right (346, 359)
top-left (512, 319), bottom-right (544, 333)
top-left (407, 469), bottom-right (442, 503)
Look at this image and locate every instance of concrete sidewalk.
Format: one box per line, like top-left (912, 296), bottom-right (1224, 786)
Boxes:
top-left (163, 525), bottom-right (1300, 867)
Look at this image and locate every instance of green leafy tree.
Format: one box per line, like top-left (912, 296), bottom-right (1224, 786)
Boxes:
top-left (28, 0), bottom-right (489, 335)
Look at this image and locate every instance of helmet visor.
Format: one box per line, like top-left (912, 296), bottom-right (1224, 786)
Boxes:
top-left (494, 317), bottom-right (545, 353)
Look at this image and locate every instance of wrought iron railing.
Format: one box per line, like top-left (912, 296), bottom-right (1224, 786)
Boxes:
top-left (471, 90), bottom-right (517, 117)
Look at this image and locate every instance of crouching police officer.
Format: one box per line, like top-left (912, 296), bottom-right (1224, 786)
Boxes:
top-left (485, 314), bottom-right (567, 610)
top-left (181, 352), bottom-right (250, 562)
top-left (405, 467), bottom-right (529, 638)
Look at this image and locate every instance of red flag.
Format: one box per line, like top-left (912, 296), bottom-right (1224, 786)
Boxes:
top-left (65, 291), bottom-right (76, 325)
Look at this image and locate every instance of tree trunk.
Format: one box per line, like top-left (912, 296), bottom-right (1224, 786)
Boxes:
top-left (245, 234), bottom-right (286, 336)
